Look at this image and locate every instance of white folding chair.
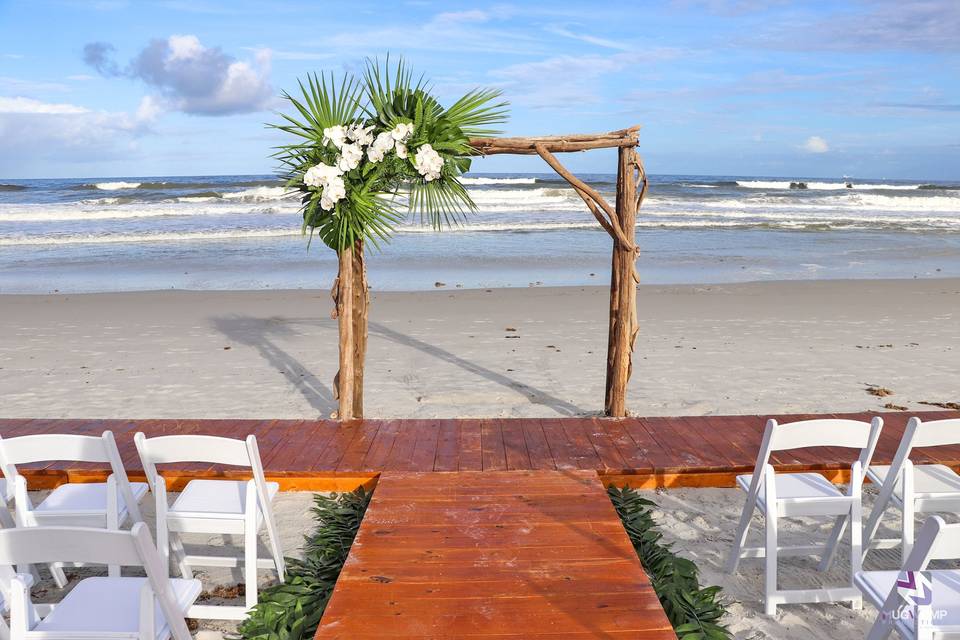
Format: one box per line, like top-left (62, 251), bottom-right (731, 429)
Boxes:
top-left (864, 418), bottom-right (960, 563)
top-left (0, 431), bottom-right (147, 587)
top-left (858, 515), bottom-right (960, 639)
top-left (726, 417), bottom-right (883, 614)
top-left (134, 433), bottom-right (285, 620)
top-left (0, 523), bottom-right (199, 640)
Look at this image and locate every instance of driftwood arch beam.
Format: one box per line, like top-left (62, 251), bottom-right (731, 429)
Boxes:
top-left (469, 126), bottom-right (647, 417)
top-left (333, 126), bottom-right (646, 419)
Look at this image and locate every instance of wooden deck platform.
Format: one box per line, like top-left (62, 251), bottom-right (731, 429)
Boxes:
top-left (314, 470), bottom-right (676, 639)
top-left (1, 410), bottom-right (957, 490)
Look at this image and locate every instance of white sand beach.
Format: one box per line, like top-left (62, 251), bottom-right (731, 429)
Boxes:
top-left (1, 278), bottom-right (957, 419)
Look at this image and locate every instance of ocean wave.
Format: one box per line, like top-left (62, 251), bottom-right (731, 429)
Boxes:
top-left (0, 184), bottom-right (27, 191)
top-left (221, 186), bottom-right (297, 202)
top-left (460, 177), bottom-right (537, 185)
top-left (94, 181), bottom-right (142, 190)
top-left (0, 228), bottom-right (301, 246)
top-left (646, 193), bottom-right (960, 212)
top-left (736, 180), bottom-right (923, 191)
top-left (0, 202), bottom-right (296, 222)
top-left (70, 179), bottom-right (282, 191)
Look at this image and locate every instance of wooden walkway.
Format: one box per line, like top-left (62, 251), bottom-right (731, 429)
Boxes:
top-left (314, 470), bottom-right (675, 639)
top-left (0, 410), bottom-right (957, 490)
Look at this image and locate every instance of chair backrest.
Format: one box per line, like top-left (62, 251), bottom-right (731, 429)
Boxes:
top-left (744, 417), bottom-right (883, 500)
top-left (0, 432), bottom-right (142, 523)
top-left (134, 432), bottom-right (268, 492)
top-left (0, 433), bottom-right (113, 475)
top-left (893, 417), bottom-right (960, 464)
top-left (906, 516), bottom-right (960, 570)
top-left (0, 523), bottom-right (192, 639)
top-left (753, 417), bottom-right (883, 472)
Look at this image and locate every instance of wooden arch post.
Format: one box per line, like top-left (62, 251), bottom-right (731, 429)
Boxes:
top-left (333, 127), bottom-right (646, 420)
top-left (470, 127), bottom-right (646, 417)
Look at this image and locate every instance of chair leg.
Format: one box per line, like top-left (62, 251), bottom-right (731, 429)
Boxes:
top-left (169, 532), bottom-right (192, 579)
top-left (902, 504), bottom-right (915, 564)
top-left (726, 494), bottom-right (756, 574)
top-left (261, 505), bottom-right (286, 580)
top-left (849, 501), bottom-right (863, 610)
top-left (818, 515), bottom-right (847, 572)
top-left (244, 521), bottom-right (258, 611)
top-left (49, 563), bottom-right (68, 589)
top-left (866, 614), bottom-right (895, 640)
top-left (765, 511), bottom-right (778, 615)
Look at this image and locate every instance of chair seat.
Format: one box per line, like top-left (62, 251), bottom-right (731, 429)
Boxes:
top-left (32, 482), bottom-right (148, 525)
top-left (171, 479), bottom-right (279, 518)
top-left (34, 576), bottom-right (200, 637)
top-left (869, 464), bottom-right (960, 500)
top-left (737, 472), bottom-right (844, 512)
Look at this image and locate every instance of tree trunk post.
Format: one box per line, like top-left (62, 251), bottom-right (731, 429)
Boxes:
top-left (605, 146), bottom-right (639, 417)
top-left (336, 243), bottom-right (355, 421)
top-left (351, 239), bottom-right (369, 419)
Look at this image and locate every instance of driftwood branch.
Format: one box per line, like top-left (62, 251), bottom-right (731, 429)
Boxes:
top-left (533, 143), bottom-right (635, 251)
top-left (469, 126), bottom-right (640, 156)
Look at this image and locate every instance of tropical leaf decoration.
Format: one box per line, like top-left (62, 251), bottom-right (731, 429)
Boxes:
top-left (608, 486), bottom-right (733, 640)
top-left (272, 57), bottom-right (509, 250)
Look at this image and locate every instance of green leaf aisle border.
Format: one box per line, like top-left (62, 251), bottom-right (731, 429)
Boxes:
top-left (237, 488), bottom-right (371, 640)
top-left (608, 487), bottom-right (734, 640)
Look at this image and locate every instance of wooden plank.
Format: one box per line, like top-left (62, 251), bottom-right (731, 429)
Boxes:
top-left (458, 419), bottom-right (483, 471)
top-left (360, 419), bottom-right (400, 471)
top-left (520, 419), bottom-right (556, 471)
top-left (500, 419), bottom-right (531, 470)
top-left (315, 470), bottom-right (675, 639)
top-left (409, 420), bottom-right (442, 472)
top-left (433, 420), bottom-right (461, 472)
top-left (481, 419), bottom-right (506, 471)
top-left (539, 418), bottom-right (579, 470)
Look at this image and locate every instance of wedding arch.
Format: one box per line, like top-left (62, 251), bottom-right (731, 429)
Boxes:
top-left (272, 61), bottom-right (645, 420)
top-left (333, 127), bottom-right (647, 419)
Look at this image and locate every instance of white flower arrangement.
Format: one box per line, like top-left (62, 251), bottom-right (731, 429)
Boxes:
top-left (301, 117), bottom-right (442, 208)
top-left (414, 144), bottom-right (443, 181)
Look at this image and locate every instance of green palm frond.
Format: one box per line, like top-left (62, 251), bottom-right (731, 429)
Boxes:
top-left (444, 88), bottom-right (509, 140)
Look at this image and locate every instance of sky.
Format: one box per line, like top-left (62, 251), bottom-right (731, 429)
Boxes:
top-left (0, 0), bottom-right (958, 180)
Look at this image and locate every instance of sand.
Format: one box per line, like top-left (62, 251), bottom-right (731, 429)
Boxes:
top-left (1, 278), bottom-right (957, 419)
top-left (21, 486), bottom-right (928, 639)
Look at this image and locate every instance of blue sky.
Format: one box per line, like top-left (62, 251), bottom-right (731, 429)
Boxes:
top-left (0, 0), bottom-right (957, 179)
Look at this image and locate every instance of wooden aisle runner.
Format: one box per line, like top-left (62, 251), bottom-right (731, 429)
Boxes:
top-left (314, 470), bottom-right (676, 639)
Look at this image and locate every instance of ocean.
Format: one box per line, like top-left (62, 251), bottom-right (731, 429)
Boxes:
top-left (1, 173), bottom-right (959, 293)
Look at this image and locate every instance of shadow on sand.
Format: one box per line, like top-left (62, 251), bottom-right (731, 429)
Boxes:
top-left (210, 314), bottom-right (586, 417)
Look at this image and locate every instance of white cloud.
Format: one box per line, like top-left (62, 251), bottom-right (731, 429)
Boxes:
top-left (0, 96), bottom-right (153, 170)
top-left (0, 96), bottom-right (88, 114)
top-left (801, 135), bottom-right (829, 153)
top-left (243, 47), bottom-right (333, 61)
top-left (545, 26), bottom-right (632, 51)
top-left (2, 53), bottom-right (24, 59)
top-left (491, 49), bottom-right (682, 109)
top-left (0, 76), bottom-right (69, 93)
top-left (314, 9), bottom-right (543, 55)
top-left (85, 34), bottom-right (274, 116)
